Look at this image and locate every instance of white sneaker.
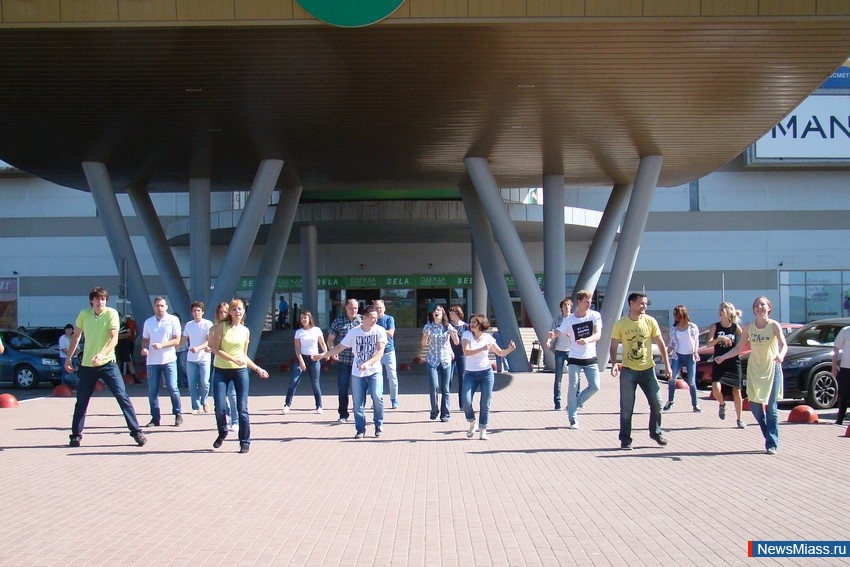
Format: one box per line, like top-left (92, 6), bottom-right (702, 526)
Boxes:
top-left (231, 424), bottom-right (239, 433)
top-left (569, 422), bottom-right (579, 430)
top-left (466, 421), bottom-right (477, 439)
top-left (316, 407), bottom-right (323, 414)
top-left (282, 406), bottom-right (290, 414)
top-left (479, 428), bottom-right (489, 440)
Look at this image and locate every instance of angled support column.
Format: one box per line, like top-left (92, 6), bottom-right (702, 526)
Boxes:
top-left (574, 183), bottom-right (631, 297)
top-left (82, 161), bottom-right (152, 320)
top-left (597, 156), bottom-right (663, 370)
top-left (211, 159), bottom-right (284, 310)
top-left (127, 185), bottom-right (191, 319)
top-left (189, 178), bottom-right (211, 305)
top-left (465, 157), bottom-right (551, 363)
top-left (542, 174), bottom-right (566, 314)
top-left (459, 184), bottom-right (529, 371)
top-left (471, 240), bottom-right (486, 316)
top-left (245, 179), bottom-right (302, 358)
top-left (300, 224), bottom-right (318, 315)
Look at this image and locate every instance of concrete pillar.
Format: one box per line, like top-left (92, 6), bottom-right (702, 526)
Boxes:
top-left (126, 185), bottom-right (191, 320)
top-left (597, 156), bottom-right (663, 370)
top-left (574, 183), bottom-right (631, 298)
top-left (244, 181), bottom-right (302, 358)
top-left (301, 224), bottom-right (318, 315)
top-left (189, 178), bottom-right (211, 305)
top-left (459, 184), bottom-right (529, 371)
top-left (210, 159), bottom-right (283, 309)
top-left (82, 161), bottom-right (152, 320)
top-left (465, 157), bottom-right (551, 362)
top-left (471, 241), bottom-right (486, 316)
top-left (542, 174), bottom-right (566, 315)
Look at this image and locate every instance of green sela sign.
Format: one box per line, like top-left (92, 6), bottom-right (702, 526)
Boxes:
top-left (297, 0), bottom-right (405, 27)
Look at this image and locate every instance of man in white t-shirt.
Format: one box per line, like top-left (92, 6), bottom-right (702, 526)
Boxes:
top-left (831, 325), bottom-right (850, 426)
top-left (317, 304), bottom-right (387, 439)
top-left (178, 301), bottom-right (214, 414)
top-left (58, 323), bottom-right (80, 387)
top-left (141, 297), bottom-right (183, 427)
top-left (555, 290), bottom-right (603, 430)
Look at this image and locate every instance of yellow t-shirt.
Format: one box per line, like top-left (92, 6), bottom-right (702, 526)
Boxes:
top-left (746, 319), bottom-right (783, 403)
top-left (213, 322), bottom-right (250, 370)
top-left (611, 314), bottom-right (660, 372)
top-left (76, 306), bottom-right (119, 367)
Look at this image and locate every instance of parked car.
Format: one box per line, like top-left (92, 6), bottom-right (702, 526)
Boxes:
top-left (26, 326), bottom-right (66, 350)
top-left (693, 323), bottom-right (802, 389)
top-left (0, 329), bottom-right (63, 389)
top-left (737, 318), bottom-right (849, 410)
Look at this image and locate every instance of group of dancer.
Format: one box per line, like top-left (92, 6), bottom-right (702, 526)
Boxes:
top-left (64, 285), bottom-right (796, 455)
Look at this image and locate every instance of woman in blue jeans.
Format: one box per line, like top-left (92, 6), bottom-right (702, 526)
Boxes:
top-left (461, 314), bottom-right (515, 440)
top-left (208, 298), bottom-right (269, 453)
top-left (664, 304), bottom-right (701, 412)
top-left (284, 310), bottom-right (327, 414)
top-left (715, 296), bottom-right (787, 454)
top-left (422, 306), bottom-right (458, 422)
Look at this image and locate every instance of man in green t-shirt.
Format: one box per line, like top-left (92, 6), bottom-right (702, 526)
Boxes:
top-left (608, 292), bottom-right (671, 450)
top-left (65, 287), bottom-right (147, 448)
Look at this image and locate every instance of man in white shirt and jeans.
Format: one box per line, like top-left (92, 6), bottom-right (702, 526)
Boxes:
top-left (141, 296), bottom-right (183, 427)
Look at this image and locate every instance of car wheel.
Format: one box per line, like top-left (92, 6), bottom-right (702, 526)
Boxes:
top-left (14, 364), bottom-right (39, 389)
top-left (805, 368), bottom-right (838, 410)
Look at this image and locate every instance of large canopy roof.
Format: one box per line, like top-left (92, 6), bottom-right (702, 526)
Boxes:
top-left (1, 10), bottom-right (850, 196)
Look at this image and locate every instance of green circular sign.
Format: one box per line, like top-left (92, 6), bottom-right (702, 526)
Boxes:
top-left (297, 0), bottom-right (404, 28)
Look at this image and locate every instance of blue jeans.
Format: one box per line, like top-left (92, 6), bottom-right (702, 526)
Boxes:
top-left (60, 356), bottom-right (79, 387)
top-left (750, 364), bottom-right (782, 451)
top-left (567, 362), bottom-right (600, 424)
top-left (176, 349), bottom-right (188, 388)
top-left (668, 353), bottom-right (698, 407)
top-left (619, 367), bottom-right (663, 445)
top-left (213, 367), bottom-right (250, 444)
top-left (225, 380), bottom-right (237, 425)
top-left (427, 362), bottom-right (451, 419)
top-left (286, 359), bottom-right (323, 408)
top-left (146, 361), bottom-right (181, 423)
top-left (71, 362), bottom-right (141, 439)
top-left (462, 368), bottom-right (494, 428)
top-left (381, 349), bottom-right (399, 401)
top-left (553, 350), bottom-right (568, 408)
top-left (187, 359), bottom-right (211, 411)
top-left (351, 372), bottom-right (384, 433)
top-left (337, 363), bottom-right (353, 419)
top-left (451, 357), bottom-right (465, 409)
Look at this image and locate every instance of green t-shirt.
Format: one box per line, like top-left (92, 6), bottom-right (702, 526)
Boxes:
top-left (611, 314), bottom-right (660, 372)
top-left (76, 306), bottom-right (119, 367)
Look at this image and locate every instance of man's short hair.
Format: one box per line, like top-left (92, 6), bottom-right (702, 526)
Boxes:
top-left (575, 290), bottom-right (592, 302)
top-left (560, 297), bottom-right (573, 309)
top-left (361, 304), bottom-right (378, 316)
top-left (449, 305), bottom-right (464, 319)
top-left (64, 323), bottom-right (74, 331)
top-left (190, 301), bottom-right (205, 311)
top-left (89, 287), bottom-right (109, 302)
top-left (628, 292), bottom-right (647, 305)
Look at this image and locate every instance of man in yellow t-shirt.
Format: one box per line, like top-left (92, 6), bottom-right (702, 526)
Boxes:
top-left (609, 292), bottom-right (671, 450)
top-left (65, 287), bottom-right (147, 448)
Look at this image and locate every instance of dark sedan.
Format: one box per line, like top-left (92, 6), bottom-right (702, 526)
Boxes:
top-left (741, 318), bottom-right (850, 410)
top-left (0, 329), bottom-right (63, 389)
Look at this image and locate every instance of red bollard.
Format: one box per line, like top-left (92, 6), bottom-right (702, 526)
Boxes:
top-left (123, 374), bottom-right (135, 385)
top-left (675, 379), bottom-right (689, 390)
top-left (52, 384), bottom-right (74, 397)
top-left (93, 380), bottom-right (106, 392)
top-left (0, 393), bottom-right (20, 408)
top-left (742, 399), bottom-right (751, 411)
top-left (136, 369), bottom-right (147, 381)
top-left (413, 356), bottom-right (423, 365)
top-left (280, 363), bottom-right (291, 373)
top-left (399, 363), bottom-right (411, 372)
top-left (844, 424), bottom-right (850, 437)
top-left (787, 405), bottom-right (818, 423)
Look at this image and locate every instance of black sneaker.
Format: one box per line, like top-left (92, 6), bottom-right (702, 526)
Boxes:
top-left (146, 420), bottom-right (160, 427)
top-left (662, 401), bottom-right (674, 411)
top-left (653, 435), bottom-right (669, 446)
top-left (131, 431), bottom-right (147, 446)
top-left (239, 443), bottom-right (250, 453)
top-left (429, 412), bottom-right (439, 420)
top-left (620, 441), bottom-right (632, 450)
top-left (375, 427), bottom-right (383, 438)
top-left (718, 404), bottom-right (727, 420)
top-left (69, 436), bottom-right (81, 447)
top-left (175, 414), bottom-right (184, 427)
top-left (213, 432), bottom-right (227, 449)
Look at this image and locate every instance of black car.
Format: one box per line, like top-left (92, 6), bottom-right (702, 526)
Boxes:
top-left (741, 318), bottom-right (849, 410)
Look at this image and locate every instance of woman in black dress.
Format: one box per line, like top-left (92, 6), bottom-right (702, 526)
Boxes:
top-left (707, 302), bottom-right (745, 429)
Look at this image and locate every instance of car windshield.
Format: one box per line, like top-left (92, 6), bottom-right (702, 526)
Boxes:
top-left (0, 331), bottom-right (47, 350)
top-left (785, 324), bottom-right (846, 348)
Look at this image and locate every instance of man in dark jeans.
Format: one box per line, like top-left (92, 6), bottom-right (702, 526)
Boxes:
top-left (65, 287), bottom-right (147, 448)
top-left (327, 298), bottom-right (361, 423)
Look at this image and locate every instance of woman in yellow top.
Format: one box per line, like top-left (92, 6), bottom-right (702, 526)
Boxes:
top-left (208, 298), bottom-right (269, 453)
top-left (716, 296), bottom-right (787, 455)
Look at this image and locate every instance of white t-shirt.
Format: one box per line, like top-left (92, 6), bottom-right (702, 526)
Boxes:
top-left (557, 310), bottom-right (603, 360)
top-left (142, 314), bottom-right (181, 365)
top-left (341, 324), bottom-right (388, 378)
top-left (183, 319), bottom-right (214, 363)
top-left (834, 326), bottom-right (850, 369)
top-left (295, 326), bottom-right (324, 356)
top-left (58, 333), bottom-right (72, 361)
top-left (462, 330), bottom-right (497, 372)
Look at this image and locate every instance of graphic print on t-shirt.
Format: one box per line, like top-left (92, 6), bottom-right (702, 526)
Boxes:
top-left (354, 333), bottom-right (380, 368)
top-left (572, 320), bottom-right (593, 341)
